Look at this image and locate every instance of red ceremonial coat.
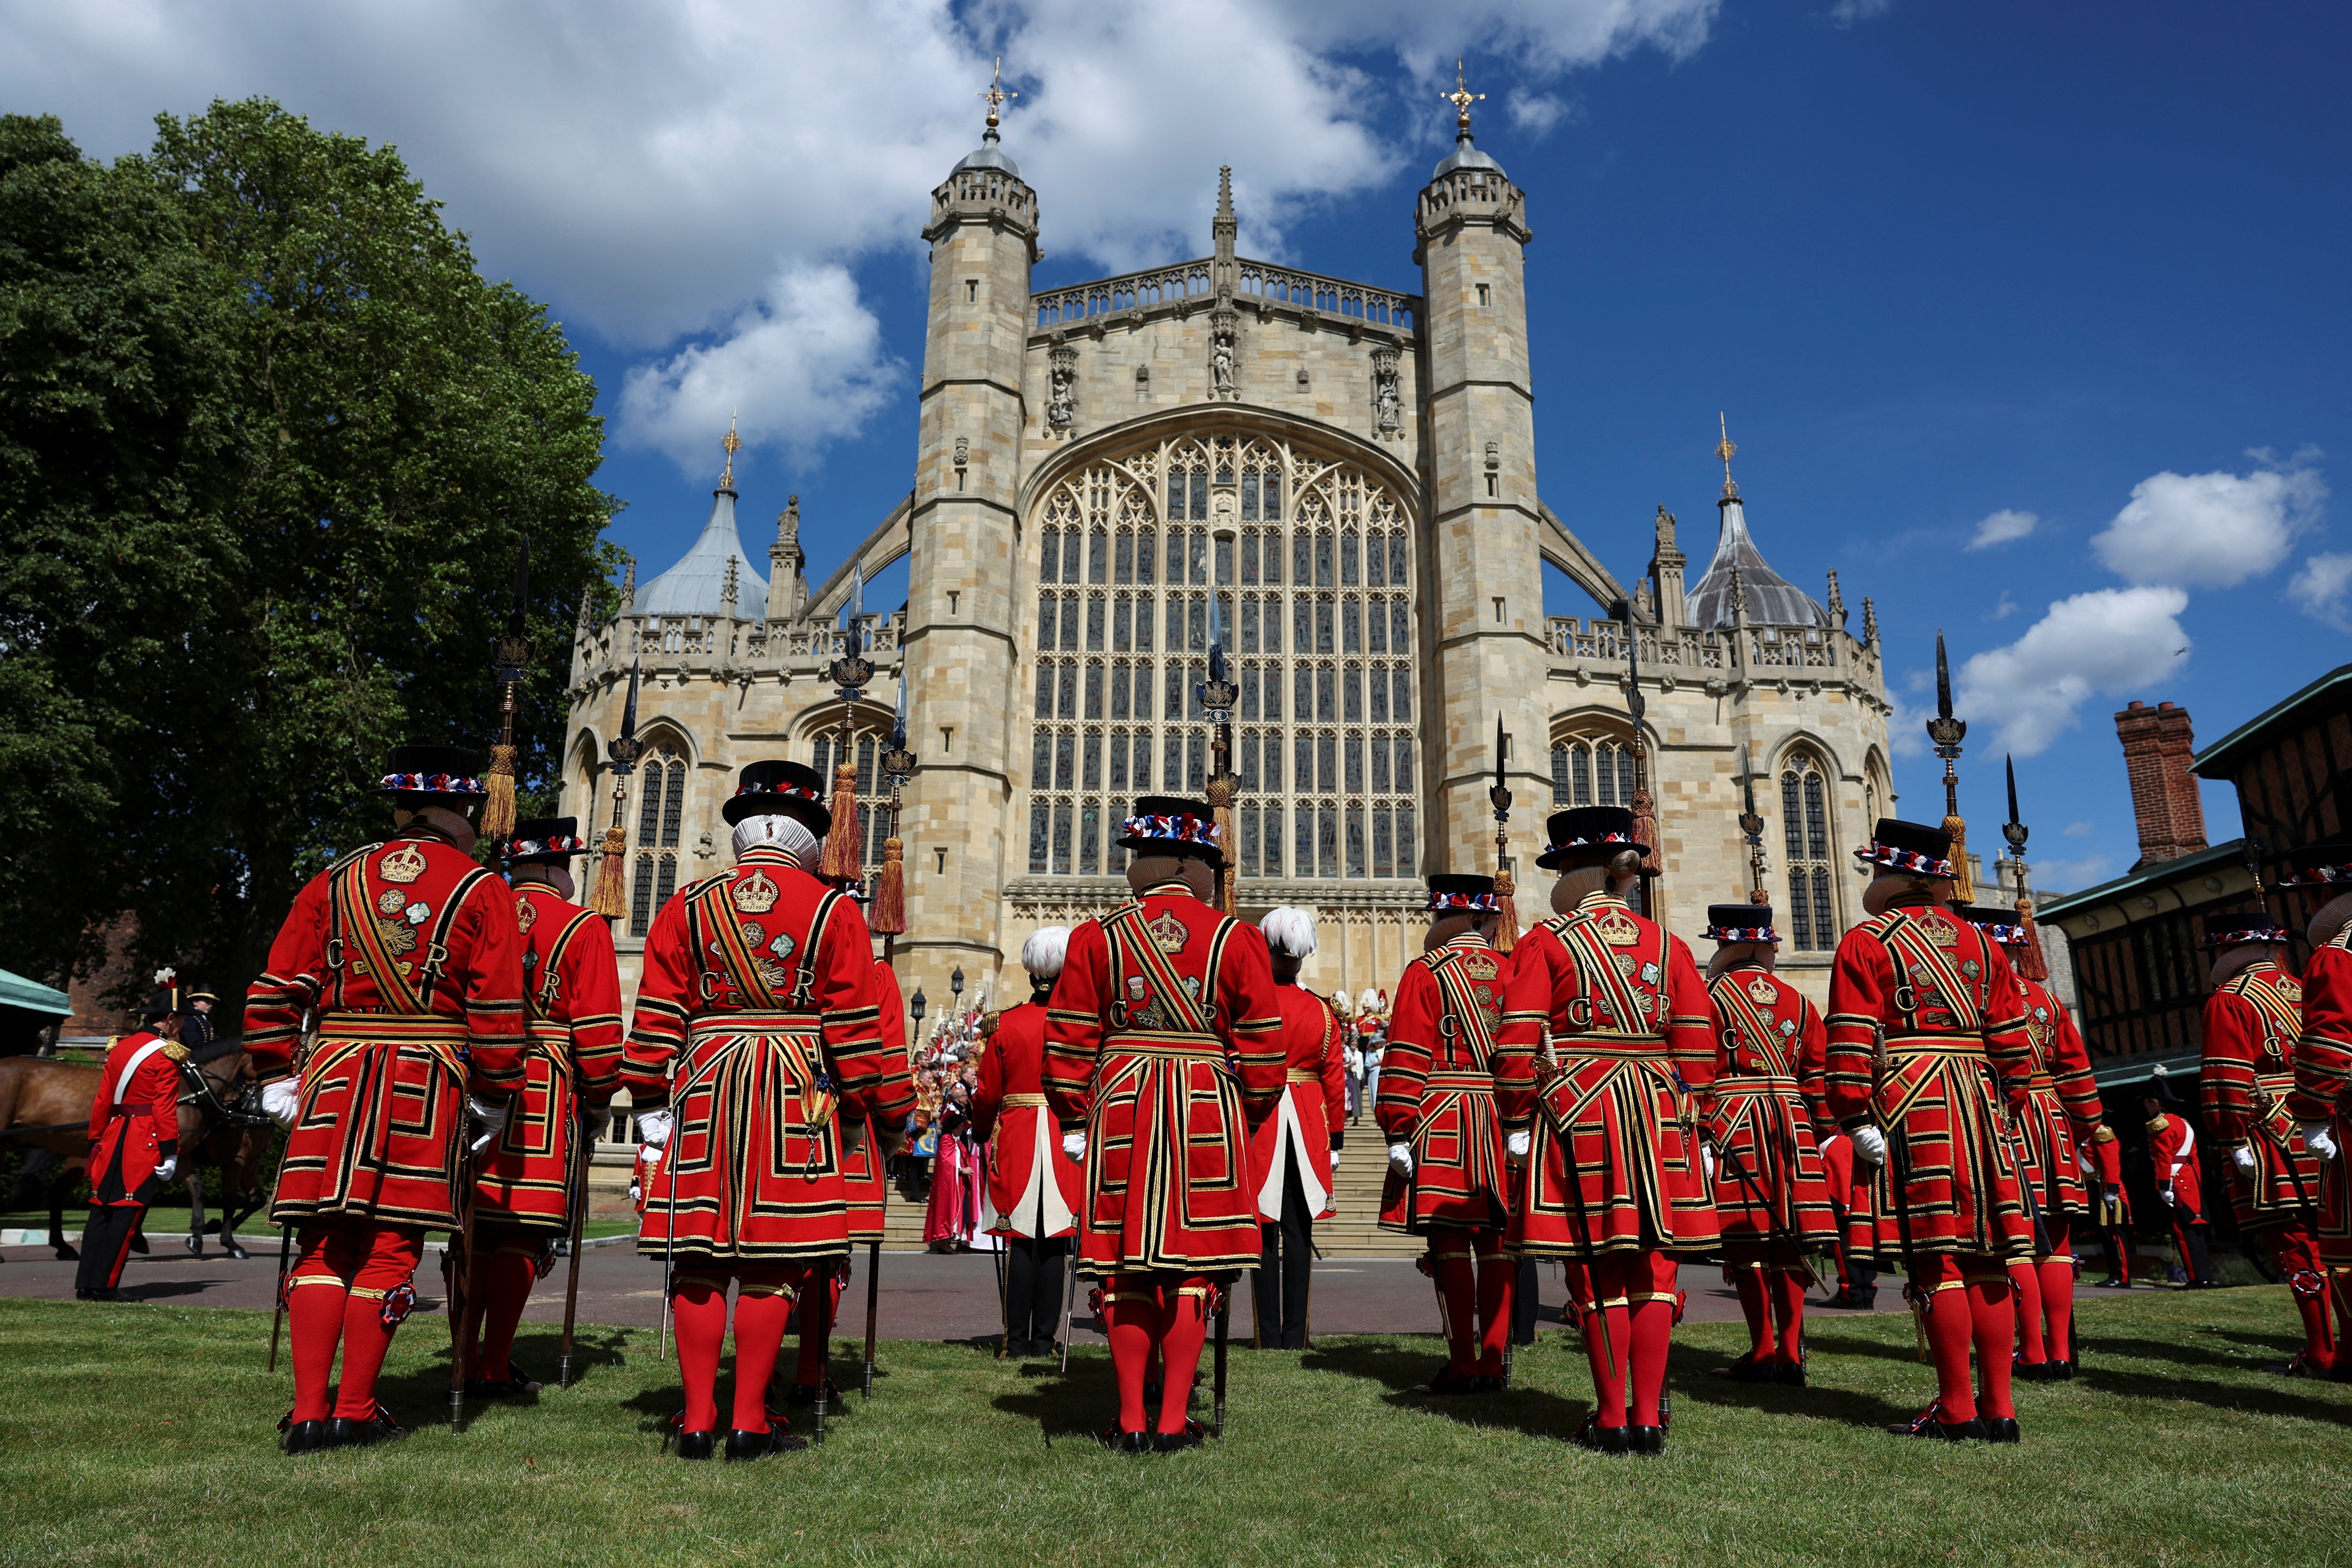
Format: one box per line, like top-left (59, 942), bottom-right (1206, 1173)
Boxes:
top-left (975, 999), bottom-right (1081, 1239)
top-left (1701, 962), bottom-right (1837, 1249)
top-left (2288, 936), bottom-right (2352, 1261)
top-left (1820, 1129), bottom-right (1856, 1209)
top-left (2201, 957), bottom-right (2320, 1230)
top-left (1825, 906), bottom-right (2034, 1262)
top-left (86, 1029), bottom-right (185, 1206)
top-left (1500, 893), bottom-right (1716, 1258)
top-left (246, 831), bottom-right (527, 1229)
top-left (2007, 974), bottom-right (2121, 1225)
top-left (837, 957), bottom-right (902, 1243)
top-left (2146, 1112), bottom-right (2203, 1219)
top-left (1376, 934), bottom-right (1525, 1234)
top-left (1253, 982), bottom-right (1346, 1223)
top-left (1043, 881), bottom-right (1285, 1273)
top-left (473, 882), bottom-right (623, 1229)
top-left (620, 845), bottom-right (915, 1264)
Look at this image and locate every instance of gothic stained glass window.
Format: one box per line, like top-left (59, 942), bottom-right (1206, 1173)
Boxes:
top-left (629, 748), bottom-right (687, 937)
top-left (1781, 752), bottom-right (1838, 951)
top-left (1027, 434), bottom-right (1416, 880)
top-left (1550, 736), bottom-right (1637, 808)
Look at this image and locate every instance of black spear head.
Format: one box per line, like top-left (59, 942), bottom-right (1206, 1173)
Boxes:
top-left (1925, 630), bottom-right (1966, 751)
top-left (608, 657), bottom-right (644, 769)
top-left (1489, 714), bottom-right (1511, 818)
top-left (2002, 754), bottom-right (2028, 852)
top-left (1935, 630), bottom-right (1954, 719)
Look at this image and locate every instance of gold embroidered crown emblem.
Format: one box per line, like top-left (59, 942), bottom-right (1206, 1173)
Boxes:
top-left (1746, 976), bottom-right (1778, 1005)
top-left (1591, 907), bottom-right (1641, 946)
top-left (516, 899), bottom-right (539, 934)
top-left (1923, 921), bottom-right (1960, 947)
top-left (1146, 909), bottom-right (1189, 954)
top-left (732, 869), bottom-right (780, 914)
top-left (378, 842), bottom-right (428, 885)
top-left (1462, 951), bottom-right (1499, 981)
top-left (2280, 978), bottom-right (2306, 1002)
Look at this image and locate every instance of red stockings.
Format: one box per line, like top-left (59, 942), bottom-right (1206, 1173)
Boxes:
top-left (286, 1222), bottom-right (424, 1424)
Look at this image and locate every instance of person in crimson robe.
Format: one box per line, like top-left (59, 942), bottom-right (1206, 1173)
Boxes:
top-left (77, 981), bottom-right (189, 1301)
top-left (1044, 796), bottom-right (1284, 1453)
top-left (2269, 857), bottom-right (2352, 1377)
top-left (1252, 906), bottom-right (1346, 1351)
top-left (459, 816), bottom-right (622, 1398)
top-left (246, 744), bottom-right (528, 1453)
top-left (2141, 1085), bottom-right (2213, 1288)
top-left (1500, 806), bottom-right (1715, 1456)
top-left (924, 1082), bottom-right (982, 1250)
top-left (622, 759), bottom-right (913, 1461)
top-left (1826, 820), bottom-right (2034, 1443)
top-left (973, 927), bottom-right (1082, 1356)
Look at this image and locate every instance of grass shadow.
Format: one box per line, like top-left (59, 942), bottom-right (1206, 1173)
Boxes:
top-left (1661, 1341), bottom-right (1916, 1431)
top-left (2077, 1330), bottom-right (2301, 1376)
top-left (1301, 1338), bottom-right (1590, 1443)
top-left (989, 1348), bottom-right (1119, 1440)
top-left (119, 1279), bottom-right (232, 1302)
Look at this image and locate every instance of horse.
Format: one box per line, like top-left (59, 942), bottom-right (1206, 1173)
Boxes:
top-left (0, 1056), bottom-right (100, 1260)
top-left (173, 1037), bottom-right (278, 1259)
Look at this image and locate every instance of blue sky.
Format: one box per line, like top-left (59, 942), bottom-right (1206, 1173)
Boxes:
top-left (11, 0), bottom-right (2347, 894)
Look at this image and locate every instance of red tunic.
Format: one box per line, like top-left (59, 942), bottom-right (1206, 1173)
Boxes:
top-left (2201, 958), bottom-right (2320, 1229)
top-left (1702, 963), bottom-right (1837, 1249)
top-left (1501, 894), bottom-right (1716, 1257)
top-left (1043, 882), bottom-right (1285, 1273)
top-left (2007, 973), bottom-right (2120, 1224)
top-left (837, 957), bottom-right (902, 1243)
top-left (1376, 934), bottom-right (1523, 1234)
top-left (86, 1029), bottom-right (185, 1206)
top-left (473, 883), bottom-right (623, 1228)
top-left (975, 999), bottom-right (1081, 1238)
top-left (2146, 1112), bottom-right (2203, 1218)
top-left (1825, 906), bottom-right (2034, 1261)
top-left (2288, 937), bottom-right (2352, 1261)
top-left (1252, 983), bottom-right (1346, 1223)
top-left (620, 845), bottom-right (914, 1264)
top-left (246, 832), bottom-right (527, 1229)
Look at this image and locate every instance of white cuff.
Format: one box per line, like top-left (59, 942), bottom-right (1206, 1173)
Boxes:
top-left (636, 1107), bottom-right (673, 1148)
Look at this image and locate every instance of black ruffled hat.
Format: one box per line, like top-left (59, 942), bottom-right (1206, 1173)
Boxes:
top-left (2277, 844), bottom-right (2352, 889)
top-left (2201, 909), bottom-right (2292, 948)
top-left (1854, 818), bottom-right (1955, 879)
top-left (1959, 904), bottom-right (2030, 945)
top-left (1535, 805), bottom-right (1641, 871)
top-left (503, 816), bottom-right (587, 868)
top-left (1704, 904), bottom-right (1780, 943)
top-left (1425, 874), bottom-right (1500, 914)
top-left (723, 759), bottom-right (832, 833)
top-left (1116, 795), bottom-right (1225, 870)
top-left (378, 744), bottom-right (487, 800)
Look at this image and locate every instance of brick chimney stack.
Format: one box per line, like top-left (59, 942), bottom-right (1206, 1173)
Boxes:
top-left (2115, 700), bottom-right (2209, 866)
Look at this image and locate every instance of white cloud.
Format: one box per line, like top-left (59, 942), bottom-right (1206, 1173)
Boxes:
top-left (1507, 92), bottom-right (1581, 137)
top-left (0, 0), bottom-right (1718, 475)
top-left (1886, 691), bottom-right (1928, 758)
top-left (618, 263), bottom-right (900, 475)
top-left (1827, 0), bottom-right (1894, 24)
top-left (1967, 508), bottom-right (2038, 550)
top-left (2031, 854), bottom-right (2113, 893)
top-left (1953, 587), bottom-right (2192, 756)
top-left (1988, 591), bottom-right (2019, 621)
top-left (2090, 454), bottom-right (2327, 588)
top-left (2062, 820), bottom-right (2093, 837)
top-left (2288, 552), bottom-right (2352, 630)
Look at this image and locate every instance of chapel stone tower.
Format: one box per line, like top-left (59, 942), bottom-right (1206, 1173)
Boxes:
top-left (1414, 78), bottom-right (1551, 877)
top-left (902, 84), bottom-right (1040, 987)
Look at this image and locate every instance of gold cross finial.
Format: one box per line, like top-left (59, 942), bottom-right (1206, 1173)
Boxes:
top-left (719, 409), bottom-right (741, 490)
top-left (1443, 58), bottom-right (1484, 131)
top-left (977, 55), bottom-right (1017, 130)
top-left (1716, 412), bottom-right (1739, 497)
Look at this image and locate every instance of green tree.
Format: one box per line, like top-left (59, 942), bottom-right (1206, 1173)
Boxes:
top-left (0, 101), bottom-right (620, 1015)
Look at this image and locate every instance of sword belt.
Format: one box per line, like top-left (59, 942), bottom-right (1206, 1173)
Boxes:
top-left (1424, 1072), bottom-right (1495, 1093)
top-left (1001, 1093), bottom-right (1049, 1109)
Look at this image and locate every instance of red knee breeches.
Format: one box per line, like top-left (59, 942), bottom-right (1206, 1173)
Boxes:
top-left (287, 1222), bottom-right (424, 1423)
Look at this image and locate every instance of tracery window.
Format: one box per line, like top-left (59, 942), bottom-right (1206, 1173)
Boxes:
top-left (1029, 432), bottom-right (1417, 879)
top-left (1781, 751), bottom-right (1837, 951)
top-left (629, 745), bottom-right (686, 937)
top-left (1550, 734), bottom-right (1638, 808)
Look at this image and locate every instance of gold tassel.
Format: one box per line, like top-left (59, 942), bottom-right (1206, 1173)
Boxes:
top-left (872, 833), bottom-right (907, 935)
top-left (1944, 815), bottom-right (1975, 903)
top-left (1206, 772), bottom-right (1237, 916)
top-left (1492, 866), bottom-right (1518, 955)
top-left (818, 762), bottom-right (863, 882)
top-left (482, 743), bottom-right (518, 839)
top-left (587, 824), bottom-right (628, 918)
top-left (1631, 787), bottom-right (1661, 878)
top-left (2012, 896), bottom-right (2050, 981)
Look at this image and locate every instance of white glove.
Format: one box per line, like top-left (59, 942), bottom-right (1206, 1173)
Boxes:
top-left (260, 1079), bottom-right (301, 1126)
top-left (1062, 1130), bottom-right (1087, 1162)
top-left (2233, 1145), bottom-right (2258, 1177)
top-left (1329, 1149), bottom-right (1341, 1171)
top-left (1701, 1145), bottom-right (1717, 1184)
top-left (638, 1145), bottom-right (663, 1172)
top-left (1506, 1129), bottom-right (1531, 1161)
top-left (1850, 1125), bottom-right (1888, 1166)
top-left (636, 1107), bottom-right (674, 1148)
top-left (1387, 1142), bottom-right (1415, 1178)
top-left (2303, 1122), bottom-right (2341, 1162)
top-left (467, 1095), bottom-right (509, 1154)
top-left (153, 1155), bottom-right (178, 1183)
top-left (2161, 1187), bottom-right (2176, 1207)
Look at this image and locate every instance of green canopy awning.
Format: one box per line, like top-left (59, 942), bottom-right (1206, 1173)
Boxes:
top-left (0, 966), bottom-right (72, 1017)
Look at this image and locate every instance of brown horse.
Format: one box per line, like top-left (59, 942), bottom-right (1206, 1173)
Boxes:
top-left (174, 1038), bottom-right (278, 1259)
top-left (0, 1056), bottom-right (100, 1259)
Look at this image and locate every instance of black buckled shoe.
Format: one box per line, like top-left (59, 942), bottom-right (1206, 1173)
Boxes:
top-left (1890, 1402), bottom-right (1983, 1441)
top-left (2013, 1358), bottom-right (2055, 1383)
top-left (1098, 1425), bottom-right (1152, 1454)
top-left (1572, 1413), bottom-right (1630, 1454)
top-left (1151, 1425), bottom-right (1205, 1453)
top-left (724, 1426), bottom-right (805, 1460)
top-left (327, 1404), bottom-right (407, 1449)
top-left (2269, 1352), bottom-right (2330, 1378)
top-left (676, 1429), bottom-right (716, 1460)
top-left (1712, 1351), bottom-right (1779, 1382)
top-left (1981, 1416), bottom-right (2021, 1443)
top-left (281, 1418), bottom-right (334, 1455)
top-left (1410, 1364), bottom-right (1482, 1396)
top-left (1777, 1356), bottom-right (1808, 1387)
top-left (466, 1372), bottom-right (542, 1400)
top-left (1627, 1424), bottom-right (1666, 1456)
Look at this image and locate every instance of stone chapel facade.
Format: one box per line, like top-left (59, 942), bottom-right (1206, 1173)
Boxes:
top-left (558, 108), bottom-right (1896, 1012)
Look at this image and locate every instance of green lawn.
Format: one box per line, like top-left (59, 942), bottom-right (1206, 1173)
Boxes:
top-left (0, 1288), bottom-right (2345, 1567)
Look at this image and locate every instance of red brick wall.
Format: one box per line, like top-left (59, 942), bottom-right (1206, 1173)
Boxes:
top-left (2115, 700), bottom-right (2208, 864)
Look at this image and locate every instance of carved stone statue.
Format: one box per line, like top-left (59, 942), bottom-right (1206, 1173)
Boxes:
top-left (1047, 343), bottom-right (1078, 432)
top-left (1372, 345), bottom-right (1402, 433)
top-left (1211, 334), bottom-right (1235, 396)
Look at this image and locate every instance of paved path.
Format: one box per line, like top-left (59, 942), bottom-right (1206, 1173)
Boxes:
top-left (1, 1236), bottom-right (2133, 1345)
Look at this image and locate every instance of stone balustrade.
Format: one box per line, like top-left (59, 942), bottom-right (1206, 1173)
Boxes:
top-left (1544, 615), bottom-right (1885, 698)
top-left (567, 610), bottom-right (908, 695)
top-left (1033, 255), bottom-right (1419, 335)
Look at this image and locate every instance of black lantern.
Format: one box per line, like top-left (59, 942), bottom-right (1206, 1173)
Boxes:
top-left (910, 988), bottom-right (927, 1027)
top-left (950, 966), bottom-right (965, 999)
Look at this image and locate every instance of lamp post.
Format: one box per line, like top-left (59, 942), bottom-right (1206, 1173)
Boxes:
top-left (910, 988), bottom-right (927, 1031)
